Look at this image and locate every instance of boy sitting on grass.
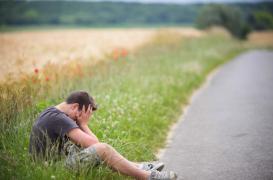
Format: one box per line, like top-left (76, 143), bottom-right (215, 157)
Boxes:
top-left (29, 90), bottom-right (177, 180)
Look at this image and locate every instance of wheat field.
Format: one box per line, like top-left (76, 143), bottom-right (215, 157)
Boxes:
top-left (0, 27), bottom-right (203, 80)
top-left (248, 31), bottom-right (273, 47)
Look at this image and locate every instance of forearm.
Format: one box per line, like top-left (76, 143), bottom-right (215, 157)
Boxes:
top-left (79, 124), bottom-right (99, 142)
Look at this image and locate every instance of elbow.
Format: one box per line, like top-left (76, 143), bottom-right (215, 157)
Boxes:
top-left (83, 137), bottom-right (100, 148)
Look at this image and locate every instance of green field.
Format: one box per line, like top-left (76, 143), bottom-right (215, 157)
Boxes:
top-left (0, 31), bottom-right (267, 179)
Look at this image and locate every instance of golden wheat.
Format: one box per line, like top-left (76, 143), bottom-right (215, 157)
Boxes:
top-left (0, 27), bottom-right (203, 80)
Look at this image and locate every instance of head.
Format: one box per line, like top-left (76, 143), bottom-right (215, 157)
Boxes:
top-left (65, 91), bottom-right (97, 120)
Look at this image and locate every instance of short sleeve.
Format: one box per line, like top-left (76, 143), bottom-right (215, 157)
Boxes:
top-left (54, 114), bottom-right (79, 137)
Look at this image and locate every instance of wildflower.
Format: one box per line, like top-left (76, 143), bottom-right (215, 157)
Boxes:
top-left (121, 48), bottom-right (128, 57)
top-left (45, 76), bottom-right (50, 82)
top-left (34, 68), bottom-right (39, 74)
top-left (32, 77), bottom-right (38, 83)
top-left (112, 48), bottom-right (120, 61)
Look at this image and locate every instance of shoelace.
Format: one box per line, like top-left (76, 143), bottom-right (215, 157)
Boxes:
top-left (147, 163), bottom-right (154, 169)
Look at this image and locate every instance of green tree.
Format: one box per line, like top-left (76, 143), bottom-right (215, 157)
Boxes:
top-left (250, 11), bottom-right (273, 30)
top-left (23, 9), bottom-right (40, 24)
top-left (196, 4), bottom-right (250, 39)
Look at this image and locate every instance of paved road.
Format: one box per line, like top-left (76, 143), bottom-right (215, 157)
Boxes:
top-left (160, 50), bottom-right (273, 180)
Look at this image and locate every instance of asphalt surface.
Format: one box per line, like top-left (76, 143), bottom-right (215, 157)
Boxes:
top-left (160, 50), bottom-right (273, 180)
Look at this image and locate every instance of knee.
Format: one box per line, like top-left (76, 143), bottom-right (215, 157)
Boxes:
top-left (92, 142), bottom-right (111, 154)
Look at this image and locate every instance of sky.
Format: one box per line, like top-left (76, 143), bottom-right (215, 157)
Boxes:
top-left (81, 0), bottom-right (270, 4)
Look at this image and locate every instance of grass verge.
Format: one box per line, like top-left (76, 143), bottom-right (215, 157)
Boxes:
top-left (0, 32), bottom-right (263, 179)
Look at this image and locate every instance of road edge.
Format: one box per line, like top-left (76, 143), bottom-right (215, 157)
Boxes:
top-left (156, 66), bottom-right (222, 159)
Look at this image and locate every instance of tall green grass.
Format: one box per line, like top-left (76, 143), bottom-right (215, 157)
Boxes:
top-left (1, 33), bottom-right (247, 179)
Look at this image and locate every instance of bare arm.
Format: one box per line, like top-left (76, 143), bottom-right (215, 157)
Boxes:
top-left (79, 124), bottom-right (99, 142)
top-left (67, 128), bottom-right (99, 148)
top-left (76, 104), bottom-right (99, 142)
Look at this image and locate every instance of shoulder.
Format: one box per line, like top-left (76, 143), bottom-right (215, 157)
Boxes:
top-left (47, 107), bottom-right (79, 135)
top-left (51, 107), bottom-right (77, 126)
top-left (38, 106), bottom-right (62, 120)
top-left (37, 106), bottom-right (77, 127)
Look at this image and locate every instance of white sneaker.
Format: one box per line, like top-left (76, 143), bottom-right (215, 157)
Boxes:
top-left (139, 162), bottom-right (165, 171)
top-left (148, 170), bottom-right (177, 180)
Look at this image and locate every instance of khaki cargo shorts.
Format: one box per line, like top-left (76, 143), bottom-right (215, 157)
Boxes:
top-left (64, 141), bottom-right (101, 170)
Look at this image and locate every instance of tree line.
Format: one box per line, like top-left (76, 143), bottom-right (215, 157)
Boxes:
top-left (0, 1), bottom-right (201, 26)
top-left (0, 1), bottom-right (272, 38)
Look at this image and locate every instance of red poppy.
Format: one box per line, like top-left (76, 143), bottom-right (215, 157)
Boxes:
top-left (121, 48), bottom-right (128, 57)
top-left (112, 49), bottom-right (120, 61)
top-left (45, 76), bottom-right (50, 81)
top-left (34, 68), bottom-right (39, 74)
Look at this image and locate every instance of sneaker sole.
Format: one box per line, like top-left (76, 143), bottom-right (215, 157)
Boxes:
top-left (170, 171), bottom-right (178, 180)
top-left (151, 162), bottom-right (165, 171)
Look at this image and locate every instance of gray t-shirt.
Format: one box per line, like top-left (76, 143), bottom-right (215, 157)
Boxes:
top-left (29, 106), bottom-right (79, 158)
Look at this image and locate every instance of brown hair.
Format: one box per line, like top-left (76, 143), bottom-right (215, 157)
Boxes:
top-left (66, 91), bottom-right (97, 111)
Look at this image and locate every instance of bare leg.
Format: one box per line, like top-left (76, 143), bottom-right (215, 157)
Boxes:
top-left (92, 143), bottom-right (150, 180)
top-left (130, 161), bottom-right (141, 168)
